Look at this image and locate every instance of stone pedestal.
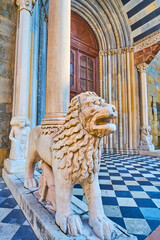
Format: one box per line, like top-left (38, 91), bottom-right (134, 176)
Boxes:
top-left (41, 0), bottom-right (71, 133)
top-left (137, 63), bottom-right (154, 151)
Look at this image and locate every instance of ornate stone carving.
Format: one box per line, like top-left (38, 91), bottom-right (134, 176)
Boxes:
top-left (24, 92), bottom-right (117, 239)
top-left (140, 126), bottom-right (155, 151)
top-left (9, 116), bottom-right (30, 160)
top-left (99, 46), bottom-right (134, 56)
top-left (134, 30), bottom-right (160, 52)
top-left (12, 0), bottom-right (36, 12)
top-left (137, 63), bottom-right (148, 73)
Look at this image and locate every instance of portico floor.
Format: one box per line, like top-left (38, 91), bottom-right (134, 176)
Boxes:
top-left (0, 154), bottom-right (160, 240)
top-left (73, 154), bottom-right (160, 240)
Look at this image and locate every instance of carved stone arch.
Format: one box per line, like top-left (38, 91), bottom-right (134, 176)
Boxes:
top-left (71, 0), bottom-right (132, 50)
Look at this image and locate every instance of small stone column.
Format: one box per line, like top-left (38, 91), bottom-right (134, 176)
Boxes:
top-left (137, 63), bottom-right (154, 151)
top-left (4, 0), bottom-right (36, 174)
top-left (41, 0), bottom-right (71, 134)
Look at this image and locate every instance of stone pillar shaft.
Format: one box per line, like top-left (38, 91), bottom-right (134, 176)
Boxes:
top-left (4, 0), bottom-right (35, 174)
top-left (137, 63), bottom-right (154, 151)
top-left (42, 0), bottom-right (71, 130)
top-left (137, 63), bottom-right (148, 126)
top-left (13, 9), bottom-right (31, 117)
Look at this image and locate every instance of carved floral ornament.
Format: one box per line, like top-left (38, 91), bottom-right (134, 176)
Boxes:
top-left (12, 0), bottom-right (36, 12)
top-left (134, 31), bottom-right (160, 52)
top-left (99, 46), bottom-right (134, 56)
top-left (137, 62), bottom-right (148, 73)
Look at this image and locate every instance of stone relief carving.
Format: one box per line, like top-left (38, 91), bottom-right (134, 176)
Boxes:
top-left (24, 91), bottom-right (117, 239)
top-left (9, 117), bottom-right (30, 160)
top-left (140, 126), bottom-right (155, 151)
top-left (134, 30), bottom-right (160, 52)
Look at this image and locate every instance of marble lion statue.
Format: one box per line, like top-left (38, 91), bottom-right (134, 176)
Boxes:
top-left (24, 91), bottom-right (117, 240)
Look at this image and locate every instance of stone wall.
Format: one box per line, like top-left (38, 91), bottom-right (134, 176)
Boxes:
top-left (0, 1), bottom-right (17, 174)
top-left (147, 51), bottom-right (160, 147)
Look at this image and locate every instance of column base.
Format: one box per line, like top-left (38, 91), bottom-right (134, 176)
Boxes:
top-left (140, 144), bottom-right (155, 151)
top-left (4, 158), bottom-right (26, 174)
top-left (41, 113), bottom-right (66, 134)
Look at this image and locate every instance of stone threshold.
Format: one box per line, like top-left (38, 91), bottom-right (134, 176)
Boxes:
top-left (139, 150), bottom-right (160, 157)
top-left (2, 169), bottom-right (137, 240)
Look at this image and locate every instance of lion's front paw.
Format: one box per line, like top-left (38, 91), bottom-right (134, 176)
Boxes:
top-left (24, 177), bottom-right (38, 190)
top-left (89, 215), bottom-right (114, 240)
top-left (56, 212), bottom-right (83, 236)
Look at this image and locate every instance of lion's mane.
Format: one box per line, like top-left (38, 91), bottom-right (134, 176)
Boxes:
top-left (51, 92), bottom-right (102, 184)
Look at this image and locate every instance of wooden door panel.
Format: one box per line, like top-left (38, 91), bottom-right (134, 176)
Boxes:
top-left (70, 12), bottom-right (99, 99)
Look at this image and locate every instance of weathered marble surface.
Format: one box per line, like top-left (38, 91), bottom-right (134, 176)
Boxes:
top-left (25, 92), bottom-right (118, 239)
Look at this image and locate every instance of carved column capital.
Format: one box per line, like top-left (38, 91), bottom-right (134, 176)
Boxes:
top-left (137, 62), bottom-right (148, 73)
top-left (12, 0), bottom-right (36, 13)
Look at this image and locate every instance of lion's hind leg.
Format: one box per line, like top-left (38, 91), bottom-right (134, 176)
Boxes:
top-left (24, 149), bottom-right (39, 190)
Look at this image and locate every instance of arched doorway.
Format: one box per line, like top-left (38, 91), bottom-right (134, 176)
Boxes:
top-left (70, 12), bottom-right (99, 99)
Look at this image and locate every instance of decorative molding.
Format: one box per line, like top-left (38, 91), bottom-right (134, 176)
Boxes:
top-left (134, 30), bottom-right (160, 53)
top-left (12, 0), bottom-right (36, 13)
top-left (99, 46), bottom-right (134, 56)
top-left (137, 63), bottom-right (148, 73)
top-left (99, 55), bottom-right (103, 98)
top-left (134, 42), bottom-right (160, 66)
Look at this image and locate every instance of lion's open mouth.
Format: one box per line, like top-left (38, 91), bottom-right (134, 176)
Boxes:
top-left (95, 116), bottom-right (113, 125)
top-left (90, 108), bottom-right (117, 133)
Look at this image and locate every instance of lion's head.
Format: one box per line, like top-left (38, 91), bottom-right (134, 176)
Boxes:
top-left (52, 92), bottom-right (117, 184)
top-left (77, 92), bottom-right (117, 137)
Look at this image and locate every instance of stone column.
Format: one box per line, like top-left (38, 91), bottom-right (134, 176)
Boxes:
top-left (41, 0), bottom-right (71, 134)
top-left (4, 0), bottom-right (35, 174)
top-left (137, 63), bottom-right (154, 151)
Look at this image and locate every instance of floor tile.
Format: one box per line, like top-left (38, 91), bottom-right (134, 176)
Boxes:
top-left (103, 205), bottom-right (122, 218)
top-left (101, 190), bottom-right (115, 197)
top-left (140, 208), bottom-right (160, 220)
top-left (115, 191), bottom-right (132, 198)
top-left (109, 217), bottom-right (126, 229)
top-left (2, 209), bottom-right (26, 225)
top-left (120, 207), bottom-right (144, 218)
top-left (135, 199), bottom-right (157, 208)
top-left (0, 208), bottom-right (12, 221)
top-left (11, 225), bottom-right (37, 240)
top-left (0, 222), bottom-right (19, 240)
top-left (146, 219), bottom-right (160, 231)
top-left (117, 198), bottom-right (137, 207)
top-left (124, 218), bottom-right (151, 236)
top-left (152, 199), bottom-right (160, 208)
top-left (0, 198), bottom-right (17, 208)
top-left (0, 189), bottom-right (12, 198)
top-left (141, 186), bottom-right (158, 192)
top-left (102, 197), bottom-right (118, 206)
top-left (131, 191), bottom-right (150, 199)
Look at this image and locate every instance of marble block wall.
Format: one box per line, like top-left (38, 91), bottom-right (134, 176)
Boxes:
top-left (0, 1), bottom-right (17, 175)
top-left (147, 51), bottom-right (160, 147)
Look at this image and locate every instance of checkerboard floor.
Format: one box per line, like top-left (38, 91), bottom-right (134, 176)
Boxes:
top-left (0, 177), bottom-right (37, 240)
top-left (73, 154), bottom-right (160, 240)
top-left (1, 154), bottom-right (160, 240)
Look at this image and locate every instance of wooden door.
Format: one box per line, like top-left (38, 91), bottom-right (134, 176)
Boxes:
top-left (70, 12), bottom-right (99, 99)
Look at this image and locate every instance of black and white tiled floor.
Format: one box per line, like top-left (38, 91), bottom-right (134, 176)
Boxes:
top-left (1, 154), bottom-right (160, 240)
top-left (0, 177), bottom-right (37, 240)
top-left (73, 154), bottom-right (160, 240)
